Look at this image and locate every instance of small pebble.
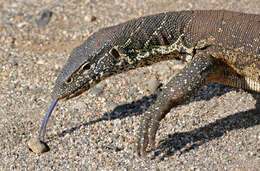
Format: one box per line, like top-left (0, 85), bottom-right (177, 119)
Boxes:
top-left (27, 137), bottom-right (49, 154)
top-left (84, 15), bottom-right (96, 22)
top-left (37, 59), bottom-right (46, 65)
top-left (5, 36), bottom-right (16, 46)
top-left (11, 60), bottom-right (18, 66)
top-left (91, 87), bottom-right (103, 95)
top-left (17, 22), bottom-right (28, 28)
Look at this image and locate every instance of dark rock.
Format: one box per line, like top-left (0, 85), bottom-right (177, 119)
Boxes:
top-left (35, 10), bottom-right (53, 28)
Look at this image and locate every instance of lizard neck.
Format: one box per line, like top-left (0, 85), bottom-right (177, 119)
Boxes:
top-left (110, 11), bottom-right (195, 72)
top-left (115, 34), bottom-right (194, 70)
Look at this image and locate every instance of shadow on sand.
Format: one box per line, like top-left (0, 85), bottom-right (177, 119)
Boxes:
top-left (57, 83), bottom-right (259, 158)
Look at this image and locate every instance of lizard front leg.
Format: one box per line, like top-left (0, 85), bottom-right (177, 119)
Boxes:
top-left (136, 52), bottom-right (220, 157)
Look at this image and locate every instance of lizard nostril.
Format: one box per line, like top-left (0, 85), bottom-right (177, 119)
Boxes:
top-left (65, 77), bottom-right (73, 84)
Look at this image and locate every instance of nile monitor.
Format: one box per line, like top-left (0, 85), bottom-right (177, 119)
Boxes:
top-left (38, 10), bottom-right (260, 156)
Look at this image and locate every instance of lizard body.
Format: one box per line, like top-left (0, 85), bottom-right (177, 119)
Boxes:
top-left (39, 10), bottom-right (260, 156)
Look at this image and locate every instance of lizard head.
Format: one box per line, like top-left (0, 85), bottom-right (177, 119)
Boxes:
top-left (52, 17), bottom-right (184, 100)
top-left (52, 26), bottom-right (134, 100)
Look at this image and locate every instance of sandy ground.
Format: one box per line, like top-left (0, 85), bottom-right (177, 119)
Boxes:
top-left (0, 0), bottom-right (259, 170)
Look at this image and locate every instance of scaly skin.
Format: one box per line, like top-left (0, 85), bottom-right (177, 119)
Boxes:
top-left (40, 10), bottom-right (260, 156)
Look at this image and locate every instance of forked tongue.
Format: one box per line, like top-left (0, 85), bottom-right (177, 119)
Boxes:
top-left (39, 99), bottom-right (58, 142)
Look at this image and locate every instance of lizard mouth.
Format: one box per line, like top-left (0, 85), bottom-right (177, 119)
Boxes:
top-left (65, 85), bottom-right (90, 100)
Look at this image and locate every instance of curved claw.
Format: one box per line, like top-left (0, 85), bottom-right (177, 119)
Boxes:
top-left (148, 119), bottom-right (160, 149)
top-left (136, 113), bottom-right (151, 157)
top-left (137, 109), bottom-right (164, 157)
top-left (39, 99), bottom-right (58, 142)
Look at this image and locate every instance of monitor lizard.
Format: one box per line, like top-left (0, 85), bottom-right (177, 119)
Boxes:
top-left (36, 10), bottom-right (260, 156)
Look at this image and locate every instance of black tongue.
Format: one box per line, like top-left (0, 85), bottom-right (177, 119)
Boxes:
top-left (39, 99), bottom-right (58, 142)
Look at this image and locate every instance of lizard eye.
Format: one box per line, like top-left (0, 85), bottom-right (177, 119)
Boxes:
top-left (109, 47), bottom-right (120, 58)
top-left (81, 63), bottom-right (91, 71)
top-left (65, 77), bottom-right (73, 84)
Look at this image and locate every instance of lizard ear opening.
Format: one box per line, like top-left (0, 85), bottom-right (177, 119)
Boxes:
top-left (81, 62), bottom-right (91, 71)
top-left (109, 47), bottom-right (120, 59)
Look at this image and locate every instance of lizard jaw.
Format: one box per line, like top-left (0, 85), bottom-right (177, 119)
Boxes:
top-left (66, 85), bottom-right (90, 100)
